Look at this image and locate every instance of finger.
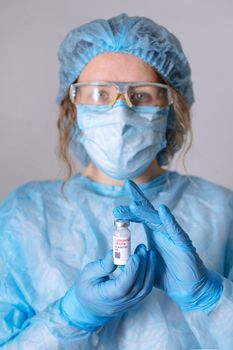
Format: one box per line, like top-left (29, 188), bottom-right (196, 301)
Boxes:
top-left (85, 250), bottom-right (116, 280)
top-left (158, 205), bottom-right (193, 248)
top-left (113, 203), bottom-right (161, 228)
top-left (125, 180), bottom-right (155, 209)
top-left (113, 205), bottom-right (142, 223)
top-left (129, 203), bottom-right (161, 225)
top-left (101, 254), bottom-right (140, 299)
top-left (124, 244), bottom-right (148, 298)
top-left (136, 249), bottom-right (156, 298)
top-left (119, 250), bottom-right (156, 308)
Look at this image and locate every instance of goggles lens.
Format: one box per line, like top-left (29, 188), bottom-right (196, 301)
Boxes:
top-left (70, 82), bottom-right (172, 107)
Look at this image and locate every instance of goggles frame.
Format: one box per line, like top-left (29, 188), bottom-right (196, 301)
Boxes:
top-left (69, 81), bottom-right (173, 108)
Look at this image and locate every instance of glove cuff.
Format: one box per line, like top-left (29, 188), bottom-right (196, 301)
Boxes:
top-left (59, 287), bottom-right (110, 332)
top-left (179, 270), bottom-right (223, 312)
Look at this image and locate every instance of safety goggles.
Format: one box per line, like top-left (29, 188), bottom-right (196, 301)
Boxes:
top-left (69, 81), bottom-right (173, 109)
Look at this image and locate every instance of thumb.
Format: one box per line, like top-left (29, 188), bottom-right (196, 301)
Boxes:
top-left (130, 203), bottom-right (163, 229)
top-left (113, 205), bottom-right (142, 223)
top-left (125, 180), bottom-right (155, 209)
top-left (158, 205), bottom-right (177, 227)
top-left (158, 205), bottom-right (193, 248)
top-left (85, 250), bottom-right (116, 279)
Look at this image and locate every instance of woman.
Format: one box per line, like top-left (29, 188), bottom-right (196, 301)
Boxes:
top-left (0, 14), bottom-right (232, 349)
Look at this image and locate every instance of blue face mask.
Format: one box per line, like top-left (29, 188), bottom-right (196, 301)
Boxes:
top-left (70, 100), bottom-right (169, 180)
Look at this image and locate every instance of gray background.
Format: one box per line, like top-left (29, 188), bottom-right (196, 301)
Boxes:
top-left (0, 0), bottom-right (233, 201)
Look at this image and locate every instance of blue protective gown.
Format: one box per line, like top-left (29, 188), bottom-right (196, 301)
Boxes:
top-left (0, 171), bottom-right (233, 349)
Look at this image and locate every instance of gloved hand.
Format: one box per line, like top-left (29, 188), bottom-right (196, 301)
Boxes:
top-left (113, 180), bottom-right (223, 312)
top-left (60, 244), bottom-right (155, 331)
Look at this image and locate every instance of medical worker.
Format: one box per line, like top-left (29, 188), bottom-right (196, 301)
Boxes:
top-left (0, 14), bottom-right (233, 350)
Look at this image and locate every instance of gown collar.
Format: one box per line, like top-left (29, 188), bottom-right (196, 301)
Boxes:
top-left (75, 171), bottom-right (177, 196)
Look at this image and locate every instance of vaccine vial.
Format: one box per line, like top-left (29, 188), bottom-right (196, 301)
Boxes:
top-left (113, 220), bottom-right (131, 266)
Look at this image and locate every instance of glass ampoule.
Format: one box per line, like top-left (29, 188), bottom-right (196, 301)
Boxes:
top-left (113, 220), bottom-right (131, 266)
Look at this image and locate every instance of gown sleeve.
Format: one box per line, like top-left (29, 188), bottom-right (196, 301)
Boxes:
top-left (0, 185), bottom-right (101, 349)
top-left (183, 220), bottom-right (233, 349)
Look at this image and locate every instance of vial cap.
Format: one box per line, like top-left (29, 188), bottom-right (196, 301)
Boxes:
top-left (114, 220), bottom-right (130, 228)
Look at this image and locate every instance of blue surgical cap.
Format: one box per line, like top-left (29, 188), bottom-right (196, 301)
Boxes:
top-left (57, 14), bottom-right (194, 106)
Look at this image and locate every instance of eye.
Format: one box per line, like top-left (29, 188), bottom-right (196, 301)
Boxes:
top-left (92, 88), bottom-right (110, 102)
top-left (129, 91), bottom-right (151, 104)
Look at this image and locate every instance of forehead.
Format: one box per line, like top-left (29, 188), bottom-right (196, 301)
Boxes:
top-left (78, 52), bottom-right (162, 83)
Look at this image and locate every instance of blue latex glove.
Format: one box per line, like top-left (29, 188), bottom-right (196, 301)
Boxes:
top-left (113, 180), bottom-right (223, 312)
top-left (60, 244), bottom-right (155, 331)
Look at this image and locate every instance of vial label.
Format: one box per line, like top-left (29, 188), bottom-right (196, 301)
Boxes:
top-left (113, 236), bottom-right (131, 265)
